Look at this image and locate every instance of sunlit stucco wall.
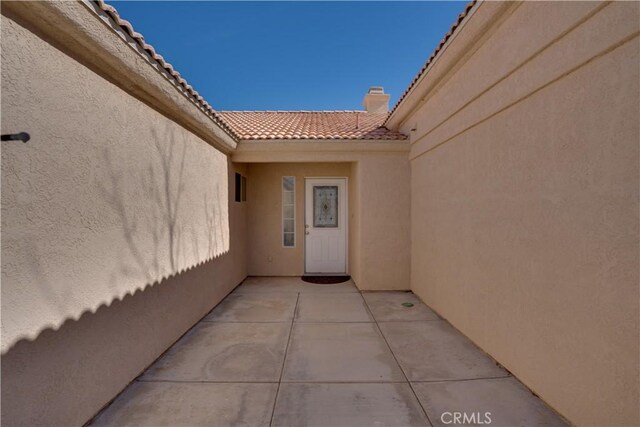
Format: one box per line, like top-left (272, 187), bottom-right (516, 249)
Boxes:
top-left (0, 10), bottom-right (247, 427)
top-left (394, 2), bottom-right (639, 425)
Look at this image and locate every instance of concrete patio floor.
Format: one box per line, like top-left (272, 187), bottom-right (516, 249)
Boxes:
top-left (91, 277), bottom-right (568, 427)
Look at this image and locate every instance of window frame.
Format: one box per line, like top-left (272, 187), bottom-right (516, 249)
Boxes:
top-left (235, 172), bottom-right (242, 202)
top-left (282, 176), bottom-right (296, 248)
top-left (235, 172), bottom-right (247, 203)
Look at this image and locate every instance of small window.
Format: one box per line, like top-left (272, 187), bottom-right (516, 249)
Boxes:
top-left (282, 176), bottom-right (295, 247)
top-left (235, 173), bottom-right (247, 203)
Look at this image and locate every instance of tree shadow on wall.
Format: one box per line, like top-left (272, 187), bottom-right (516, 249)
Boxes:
top-left (1, 124), bottom-right (234, 426)
top-left (99, 123), bottom-right (229, 288)
top-left (100, 125), bottom-right (187, 283)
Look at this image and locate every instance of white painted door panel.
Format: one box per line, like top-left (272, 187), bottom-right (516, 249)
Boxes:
top-left (305, 178), bottom-right (346, 273)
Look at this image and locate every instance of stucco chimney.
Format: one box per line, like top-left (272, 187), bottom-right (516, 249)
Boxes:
top-left (362, 86), bottom-right (390, 113)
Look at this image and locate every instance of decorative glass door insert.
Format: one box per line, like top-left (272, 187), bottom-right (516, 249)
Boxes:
top-left (313, 186), bottom-right (338, 228)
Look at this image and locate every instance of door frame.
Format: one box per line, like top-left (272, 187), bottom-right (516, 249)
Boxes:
top-left (303, 177), bottom-right (349, 275)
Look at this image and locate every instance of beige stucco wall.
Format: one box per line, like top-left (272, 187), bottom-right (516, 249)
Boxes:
top-left (237, 145), bottom-right (411, 290)
top-left (348, 161), bottom-right (361, 284)
top-left (355, 154), bottom-right (411, 290)
top-left (397, 2), bottom-right (639, 425)
top-left (1, 12), bottom-right (247, 426)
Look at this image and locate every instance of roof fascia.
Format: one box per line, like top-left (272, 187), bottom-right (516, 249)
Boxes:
top-left (232, 140), bottom-right (409, 163)
top-left (238, 139), bottom-right (409, 148)
top-left (386, 1), bottom-right (514, 130)
top-left (1, 1), bottom-right (237, 153)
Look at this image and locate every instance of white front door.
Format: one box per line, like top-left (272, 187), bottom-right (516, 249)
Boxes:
top-left (305, 178), bottom-right (347, 274)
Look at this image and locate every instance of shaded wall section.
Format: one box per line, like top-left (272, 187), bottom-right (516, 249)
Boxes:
top-left (400, 2), bottom-right (639, 425)
top-left (1, 14), bottom-right (247, 426)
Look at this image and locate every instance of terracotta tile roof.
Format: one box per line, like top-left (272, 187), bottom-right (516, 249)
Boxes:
top-left (93, 0), bottom-right (240, 141)
top-left (385, 0), bottom-right (478, 122)
top-left (217, 111), bottom-right (408, 141)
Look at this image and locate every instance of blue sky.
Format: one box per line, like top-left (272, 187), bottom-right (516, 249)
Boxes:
top-left (112, 1), bottom-right (467, 111)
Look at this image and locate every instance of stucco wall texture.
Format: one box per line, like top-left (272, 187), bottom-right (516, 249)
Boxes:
top-left (400, 2), bottom-right (639, 426)
top-left (1, 13), bottom-right (247, 426)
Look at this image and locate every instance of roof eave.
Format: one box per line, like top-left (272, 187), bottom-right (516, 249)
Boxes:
top-left (385, 1), bottom-right (481, 130)
top-left (238, 138), bottom-right (408, 144)
top-left (232, 139), bottom-right (410, 162)
top-left (1, 0), bottom-right (238, 153)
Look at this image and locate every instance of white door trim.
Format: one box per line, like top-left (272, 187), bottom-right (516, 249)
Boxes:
top-left (304, 177), bottom-right (348, 274)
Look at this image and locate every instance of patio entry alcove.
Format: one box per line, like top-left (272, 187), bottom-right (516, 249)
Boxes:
top-left (229, 121), bottom-right (412, 290)
top-left (239, 157), bottom-right (408, 286)
top-left (220, 106), bottom-right (413, 291)
top-left (241, 162), bottom-right (354, 278)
